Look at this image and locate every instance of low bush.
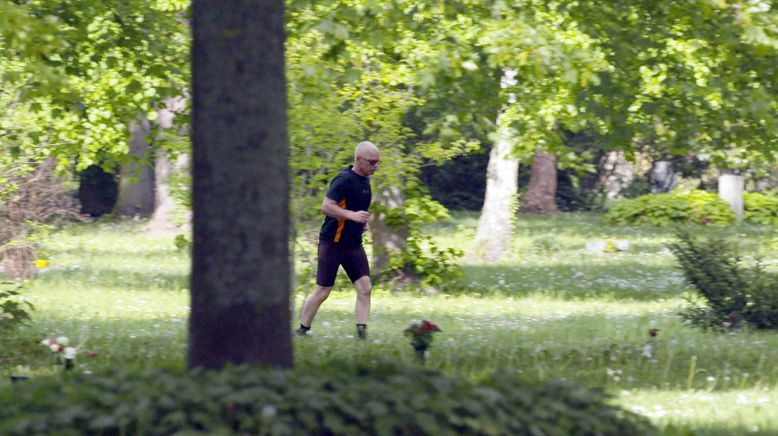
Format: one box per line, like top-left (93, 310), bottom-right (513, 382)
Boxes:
top-left (744, 192), bottom-right (778, 226)
top-left (0, 361), bottom-right (654, 435)
top-left (668, 231), bottom-right (778, 330)
top-left (0, 282), bottom-right (33, 331)
top-left (606, 190), bottom-right (735, 226)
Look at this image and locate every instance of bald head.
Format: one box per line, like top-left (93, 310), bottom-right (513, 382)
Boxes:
top-left (355, 141), bottom-right (378, 157)
top-left (353, 141), bottom-right (380, 176)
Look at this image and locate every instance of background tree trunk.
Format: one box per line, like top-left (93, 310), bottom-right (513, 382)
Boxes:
top-left (147, 151), bottom-right (183, 234)
top-left (149, 97), bottom-right (189, 234)
top-left (521, 148), bottom-right (559, 214)
top-left (371, 184), bottom-right (417, 285)
top-left (113, 116), bottom-right (155, 217)
top-left (188, 0), bottom-right (291, 369)
top-left (471, 114), bottom-right (518, 262)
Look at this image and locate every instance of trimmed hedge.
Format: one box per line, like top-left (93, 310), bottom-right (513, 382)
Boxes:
top-left (606, 190), bottom-right (736, 226)
top-left (0, 361), bottom-right (655, 435)
top-left (607, 190), bottom-right (778, 227)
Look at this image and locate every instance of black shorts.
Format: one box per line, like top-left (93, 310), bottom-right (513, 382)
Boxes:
top-left (316, 240), bottom-right (370, 287)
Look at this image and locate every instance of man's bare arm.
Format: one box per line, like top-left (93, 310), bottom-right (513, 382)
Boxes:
top-left (321, 197), bottom-right (370, 223)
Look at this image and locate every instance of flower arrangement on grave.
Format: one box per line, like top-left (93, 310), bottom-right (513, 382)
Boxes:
top-left (403, 320), bottom-right (441, 361)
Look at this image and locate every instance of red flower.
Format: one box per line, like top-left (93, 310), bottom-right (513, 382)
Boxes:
top-left (405, 320), bottom-right (442, 348)
top-left (421, 320), bottom-right (439, 331)
top-left (88, 351), bottom-right (97, 358)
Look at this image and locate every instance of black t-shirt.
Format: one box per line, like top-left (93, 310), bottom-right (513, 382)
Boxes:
top-left (319, 167), bottom-right (372, 247)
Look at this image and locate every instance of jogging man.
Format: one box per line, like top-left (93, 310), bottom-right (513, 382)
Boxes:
top-left (296, 141), bottom-right (380, 339)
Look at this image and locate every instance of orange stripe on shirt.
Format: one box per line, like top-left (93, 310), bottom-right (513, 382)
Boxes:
top-left (333, 198), bottom-right (347, 242)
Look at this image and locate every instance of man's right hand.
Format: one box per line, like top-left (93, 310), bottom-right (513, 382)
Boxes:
top-left (351, 210), bottom-right (370, 223)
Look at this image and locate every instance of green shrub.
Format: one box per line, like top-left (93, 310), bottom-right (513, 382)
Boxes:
top-left (0, 282), bottom-right (33, 331)
top-left (744, 192), bottom-right (778, 225)
top-left (606, 190), bottom-right (736, 226)
top-left (0, 361), bottom-right (655, 435)
top-left (385, 230), bottom-right (463, 290)
top-left (668, 231), bottom-right (778, 330)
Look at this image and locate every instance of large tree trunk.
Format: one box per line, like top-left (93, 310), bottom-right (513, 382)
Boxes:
top-left (471, 114), bottom-right (519, 262)
top-left (188, 0), bottom-right (291, 369)
top-left (520, 148), bottom-right (559, 214)
top-left (113, 116), bottom-right (155, 217)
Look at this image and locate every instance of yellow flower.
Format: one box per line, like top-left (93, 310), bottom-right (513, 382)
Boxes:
top-left (35, 259), bottom-right (49, 269)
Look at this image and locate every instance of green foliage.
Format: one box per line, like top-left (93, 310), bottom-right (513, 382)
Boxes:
top-left (386, 230), bottom-right (464, 290)
top-left (0, 362), bottom-right (654, 436)
top-left (164, 153), bottom-right (192, 228)
top-left (668, 231), bottom-right (778, 330)
top-left (1, 0), bottom-right (190, 170)
top-left (744, 192), bottom-right (778, 226)
top-left (0, 1), bottom-right (66, 93)
top-left (569, 1), bottom-right (778, 163)
top-left (173, 233), bottom-right (190, 252)
top-left (0, 282), bottom-right (33, 331)
top-left (606, 190), bottom-right (736, 226)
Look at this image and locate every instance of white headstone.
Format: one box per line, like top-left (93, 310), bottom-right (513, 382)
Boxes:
top-left (718, 174), bottom-right (744, 223)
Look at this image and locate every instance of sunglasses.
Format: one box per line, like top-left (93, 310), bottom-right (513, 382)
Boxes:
top-left (359, 156), bottom-right (381, 166)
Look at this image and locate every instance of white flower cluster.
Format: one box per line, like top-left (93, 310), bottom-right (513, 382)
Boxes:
top-left (40, 336), bottom-right (77, 360)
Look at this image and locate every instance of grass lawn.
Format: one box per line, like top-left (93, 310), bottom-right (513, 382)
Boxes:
top-left (2, 212), bottom-right (778, 434)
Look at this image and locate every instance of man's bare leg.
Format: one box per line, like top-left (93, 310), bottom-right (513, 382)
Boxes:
top-left (299, 284), bottom-right (333, 332)
top-left (354, 276), bottom-right (372, 338)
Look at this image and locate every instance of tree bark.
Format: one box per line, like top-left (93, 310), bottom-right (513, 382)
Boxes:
top-left (371, 184), bottom-right (417, 285)
top-left (147, 151), bottom-right (187, 234)
top-left (188, 0), bottom-right (291, 369)
top-left (520, 148), bottom-right (559, 214)
top-left (149, 97), bottom-right (189, 234)
top-left (471, 114), bottom-right (518, 262)
top-left (113, 116), bottom-right (155, 217)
